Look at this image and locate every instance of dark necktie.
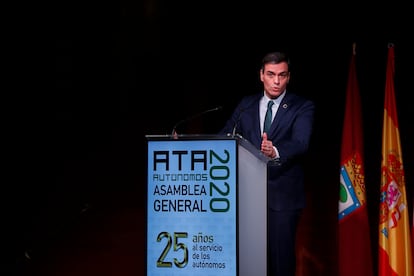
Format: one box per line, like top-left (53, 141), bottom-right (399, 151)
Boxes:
top-left (263, 100), bottom-right (274, 134)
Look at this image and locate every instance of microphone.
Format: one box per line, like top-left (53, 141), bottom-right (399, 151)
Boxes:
top-left (171, 106), bottom-right (223, 136)
top-left (231, 99), bottom-right (257, 136)
top-left (231, 108), bottom-right (246, 137)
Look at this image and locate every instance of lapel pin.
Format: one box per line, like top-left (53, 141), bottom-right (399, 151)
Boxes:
top-left (283, 104), bottom-right (288, 109)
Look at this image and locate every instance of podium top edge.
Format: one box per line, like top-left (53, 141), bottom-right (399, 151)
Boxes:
top-left (145, 134), bottom-right (238, 140)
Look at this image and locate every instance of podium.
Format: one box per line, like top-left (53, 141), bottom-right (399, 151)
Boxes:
top-left (146, 134), bottom-right (270, 276)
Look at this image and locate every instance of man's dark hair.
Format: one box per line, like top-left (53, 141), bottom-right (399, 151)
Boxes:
top-left (261, 51), bottom-right (291, 72)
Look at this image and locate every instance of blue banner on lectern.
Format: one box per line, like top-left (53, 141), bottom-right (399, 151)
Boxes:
top-left (147, 138), bottom-right (237, 276)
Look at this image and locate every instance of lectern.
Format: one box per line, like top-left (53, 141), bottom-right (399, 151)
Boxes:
top-left (146, 134), bottom-right (270, 276)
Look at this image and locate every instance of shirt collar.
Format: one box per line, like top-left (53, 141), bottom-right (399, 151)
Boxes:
top-left (263, 90), bottom-right (286, 105)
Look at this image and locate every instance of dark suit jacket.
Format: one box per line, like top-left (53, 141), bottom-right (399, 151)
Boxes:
top-left (220, 92), bottom-right (315, 211)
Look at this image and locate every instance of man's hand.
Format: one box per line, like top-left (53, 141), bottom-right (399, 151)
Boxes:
top-left (261, 133), bottom-right (275, 158)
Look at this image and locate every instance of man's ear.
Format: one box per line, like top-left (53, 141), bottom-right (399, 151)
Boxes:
top-left (259, 70), bottom-right (264, 82)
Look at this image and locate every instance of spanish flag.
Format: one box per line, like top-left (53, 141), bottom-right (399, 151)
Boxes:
top-left (378, 44), bottom-right (413, 276)
top-left (338, 43), bottom-right (373, 276)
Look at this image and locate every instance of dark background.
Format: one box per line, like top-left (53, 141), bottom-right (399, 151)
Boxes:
top-left (16, 1), bottom-right (414, 275)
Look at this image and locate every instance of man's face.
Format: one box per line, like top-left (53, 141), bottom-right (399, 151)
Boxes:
top-left (260, 62), bottom-right (290, 99)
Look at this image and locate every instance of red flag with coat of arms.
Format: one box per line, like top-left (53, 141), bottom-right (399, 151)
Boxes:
top-left (338, 43), bottom-right (373, 276)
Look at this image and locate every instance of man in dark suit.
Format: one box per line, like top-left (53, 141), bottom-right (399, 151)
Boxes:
top-left (220, 51), bottom-right (315, 276)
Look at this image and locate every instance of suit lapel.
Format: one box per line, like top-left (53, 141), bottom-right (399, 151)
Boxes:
top-left (268, 94), bottom-right (292, 137)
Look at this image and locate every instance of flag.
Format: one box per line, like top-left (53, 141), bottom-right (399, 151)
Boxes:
top-left (338, 43), bottom-right (373, 276)
top-left (378, 44), bottom-right (413, 276)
